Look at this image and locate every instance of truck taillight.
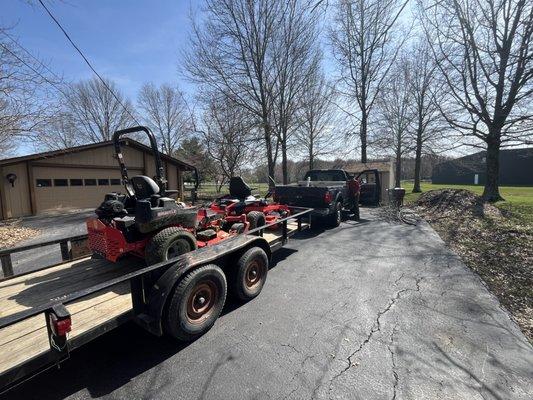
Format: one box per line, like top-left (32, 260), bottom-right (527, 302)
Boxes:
top-left (49, 313), bottom-right (72, 336)
top-left (324, 191), bottom-right (332, 203)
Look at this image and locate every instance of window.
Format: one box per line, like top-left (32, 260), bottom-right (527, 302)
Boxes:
top-left (70, 179), bottom-right (83, 186)
top-left (84, 179), bottom-right (97, 186)
top-left (98, 178), bottom-right (109, 186)
top-left (36, 179), bottom-right (52, 187)
top-left (304, 170), bottom-right (346, 182)
top-left (110, 178), bottom-right (121, 185)
top-left (54, 179), bottom-right (68, 187)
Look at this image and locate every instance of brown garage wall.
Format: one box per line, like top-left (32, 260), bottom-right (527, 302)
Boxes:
top-left (0, 163), bottom-right (32, 218)
top-left (0, 141), bottom-right (190, 218)
top-left (37, 145), bottom-right (144, 169)
top-left (32, 166), bottom-right (142, 213)
top-left (167, 163), bottom-right (177, 190)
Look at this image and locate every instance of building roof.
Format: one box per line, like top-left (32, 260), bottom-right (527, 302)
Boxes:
top-left (343, 161), bottom-right (393, 173)
top-left (0, 139), bottom-right (195, 170)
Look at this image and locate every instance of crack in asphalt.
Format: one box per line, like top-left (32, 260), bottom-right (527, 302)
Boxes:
top-left (388, 326), bottom-right (399, 400)
top-left (325, 277), bottom-right (423, 398)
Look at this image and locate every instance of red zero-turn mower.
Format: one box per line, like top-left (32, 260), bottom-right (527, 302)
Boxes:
top-left (86, 126), bottom-right (248, 265)
top-left (210, 177), bottom-right (290, 230)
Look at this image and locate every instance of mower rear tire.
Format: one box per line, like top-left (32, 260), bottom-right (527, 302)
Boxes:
top-left (231, 247), bottom-right (268, 302)
top-left (165, 264), bottom-right (227, 341)
top-left (247, 211), bottom-right (266, 234)
top-left (145, 227), bottom-right (197, 265)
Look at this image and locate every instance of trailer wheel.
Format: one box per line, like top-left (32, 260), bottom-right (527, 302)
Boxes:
top-left (166, 264), bottom-right (227, 341)
top-left (247, 211), bottom-right (266, 234)
top-left (145, 227), bottom-right (197, 265)
top-left (329, 201), bottom-right (342, 227)
top-left (232, 247), bottom-right (268, 301)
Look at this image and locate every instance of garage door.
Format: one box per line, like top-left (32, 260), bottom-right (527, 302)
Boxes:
top-left (32, 166), bottom-right (142, 213)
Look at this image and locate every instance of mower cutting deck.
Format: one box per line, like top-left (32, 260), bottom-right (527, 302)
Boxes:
top-left (210, 177), bottom-right (290, 229)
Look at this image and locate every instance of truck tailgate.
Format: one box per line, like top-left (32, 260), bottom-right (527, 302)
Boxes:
top-left (275, 186), bottom-right (329, 208)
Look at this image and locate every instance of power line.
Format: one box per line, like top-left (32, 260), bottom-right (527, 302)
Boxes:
top-left (37, 0), bottom-right (141, 125)
top-left (0, 29), bottom-right (64, 82)
top-left (0, 41), bottom-right (70, 98)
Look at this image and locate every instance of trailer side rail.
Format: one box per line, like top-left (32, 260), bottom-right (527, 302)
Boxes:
top-left (0, 207), bottom-right (312, 393)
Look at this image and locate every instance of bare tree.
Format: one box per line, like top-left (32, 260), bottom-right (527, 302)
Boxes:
top-left (421, 0), bottom-right (533, 202)
top-left (64, 77), bottom-right (135, 142)
top-left (295, 69), bottom-right (339, 170)
top-left (184, 0), bottom-right (282, 180)
top-left (0, 28), bottom-right (59, 156)
top-left (330, 0), bottom-right (410, 163)
top-left (374, 61), bottom-right (415, 187)
top-left (138, 83), bottom-right (192, 155)
top-left (271, 0), bottom-right (321, 183)
top-left (198, 97), bottom-right (253, 191)
top-left (406, 38), bottom-right (447, 192)
top-left (36, 112), bottom-right (79, 150)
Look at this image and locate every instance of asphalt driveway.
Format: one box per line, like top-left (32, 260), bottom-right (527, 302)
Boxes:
top-left (4, 209), bottom-right (532, 400)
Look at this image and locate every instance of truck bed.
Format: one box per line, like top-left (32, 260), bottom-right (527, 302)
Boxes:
top-left (0, 220), bottom-right (307, 376)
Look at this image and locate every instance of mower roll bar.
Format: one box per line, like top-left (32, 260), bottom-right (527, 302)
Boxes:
top-left (113, 126), bottom-right (167, 195)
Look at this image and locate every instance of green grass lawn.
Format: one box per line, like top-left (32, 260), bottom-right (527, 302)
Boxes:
top-left (402, 181), bottom-right (533, 224)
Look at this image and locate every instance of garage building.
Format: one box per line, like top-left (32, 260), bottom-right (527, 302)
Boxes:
top-left (0, 139), bottom-right (195, 219)
top-left (432, 148), bottom-right (533, 185)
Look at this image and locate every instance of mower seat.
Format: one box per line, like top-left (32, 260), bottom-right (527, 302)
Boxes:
top-left (229, 177), bottom-right (252, 199)
top-left (131, 175), bottom-right (160, 200)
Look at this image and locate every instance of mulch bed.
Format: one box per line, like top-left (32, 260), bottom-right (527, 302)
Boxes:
top-left (412, 189), bottom-right (533, 342)
top-left (0, 219), bottom-right (40, 250)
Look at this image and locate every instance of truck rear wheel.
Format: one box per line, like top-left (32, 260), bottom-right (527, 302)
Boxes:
top-left (329, 201), bottom-right (342, 227)
top-left (145, 227), bottom-right (197, 265)
top-left (231, 247), bottom-right (268, 301)
top-left (165, 264), bottom-right (227, 341)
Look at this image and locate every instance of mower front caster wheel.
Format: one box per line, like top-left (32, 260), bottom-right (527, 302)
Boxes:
top-left (247, 211), bottom-right (266, 235)
top-left (165, 264), bottom-right (227, 341)
top-left (231, 247), bottom-right (269, 301)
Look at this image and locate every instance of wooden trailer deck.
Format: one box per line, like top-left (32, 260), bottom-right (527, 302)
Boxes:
top-left (0, 221), bottom-right (305, 376)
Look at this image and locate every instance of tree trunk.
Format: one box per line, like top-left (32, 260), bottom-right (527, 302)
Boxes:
top-left (395, 149), bottom-right (401, 188)
top-left (263, 122), bottom-right (275, 184)
top-left (360, 111), bottom-right (368, 163)
top-left (413, 125), bottom-right (423, 193)
top-left (309, 130), bottom-right (314, 170)
top-left (282, 140), bottom-right (288, 184)
top-left (482, 135), bottom-right (503, 203)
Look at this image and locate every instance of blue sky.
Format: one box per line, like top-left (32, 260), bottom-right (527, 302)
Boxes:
top-left (2, 0), bottom-right (198, 101)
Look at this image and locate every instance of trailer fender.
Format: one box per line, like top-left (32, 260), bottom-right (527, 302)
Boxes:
top-left (144, 235), bottom-right (271, 335)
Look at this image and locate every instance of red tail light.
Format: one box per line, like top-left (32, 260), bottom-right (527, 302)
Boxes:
top-left (324, 191), bottom-right (332, 204)
top-left (49, 313), bottom-right (72, 336)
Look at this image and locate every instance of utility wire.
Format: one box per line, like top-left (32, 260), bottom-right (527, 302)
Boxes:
top-left (0, 29), bottom-right (64, 82)
top-left (37, 0), bottom-right (141, 126)
top-left (0, 41), bottom-right (70, 98)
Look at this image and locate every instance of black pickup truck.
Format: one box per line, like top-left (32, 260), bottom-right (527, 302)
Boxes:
top-left (274, 169), bottom-right (380, 226)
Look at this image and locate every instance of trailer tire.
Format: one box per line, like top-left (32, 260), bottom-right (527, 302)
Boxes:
top-left (329, 201), bottom-right (342, 227)
top-left (166, 264), bottom-right (227, 341)
top-left (247, 211), bottom-right (266, 234)
top-left (231, 247), bottom-right (269, 301)
top-left (145, 227), bottom-right (197, 265)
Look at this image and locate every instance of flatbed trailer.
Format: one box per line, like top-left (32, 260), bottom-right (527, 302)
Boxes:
top-left (0, 207), bottom-right (311, 394)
